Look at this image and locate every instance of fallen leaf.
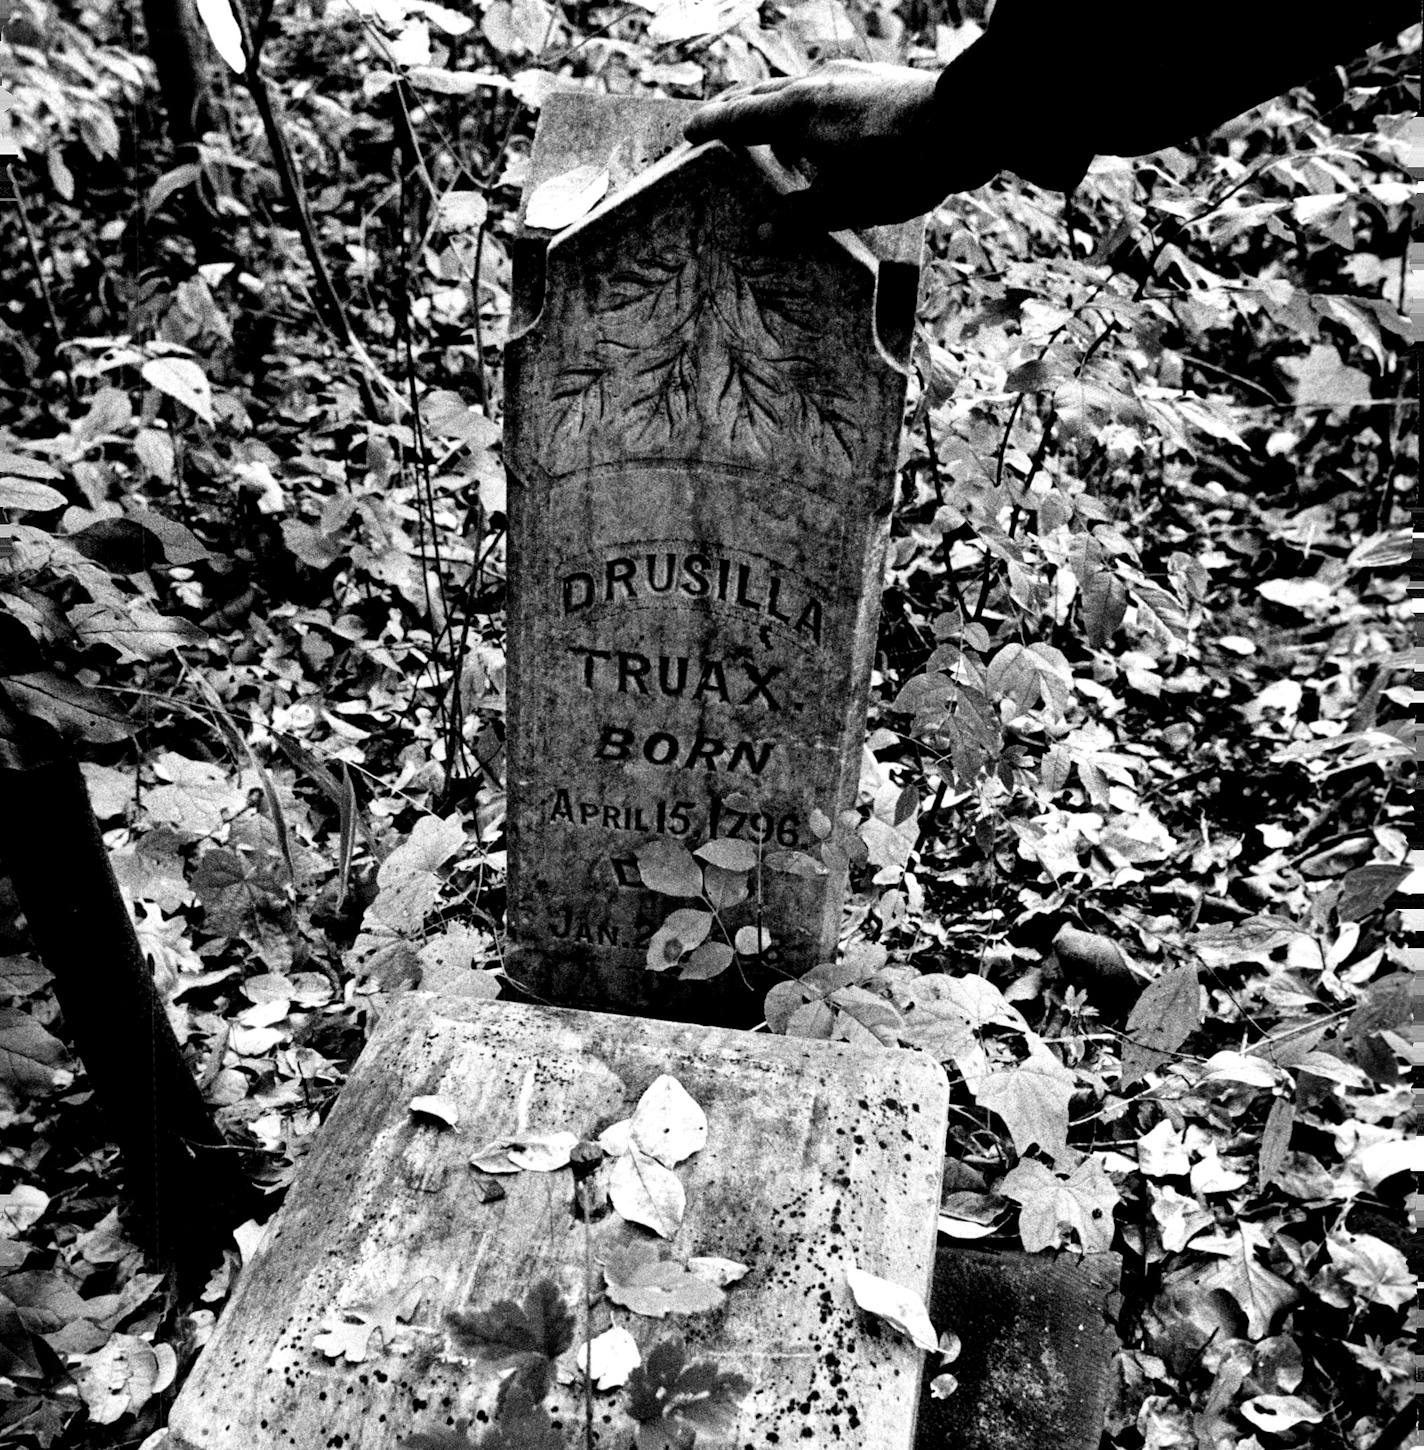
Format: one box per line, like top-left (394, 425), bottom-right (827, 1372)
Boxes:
top-left (845, 1259), bottom-right (938, 1351)
top-left (141, 357), bottom-right (214, 424)
top-left (1000, 1155), bottom-right (1118, 1254)
top-left (469, 1131), bottom-right (579, 1174)
top-left (1137, 1120), bottom-right (1190, 1178)
top-left (1240, 1394), bottom-right (1324, 1433)
top-left (1328, 1232), bottom-right (1413, 1309)
top-left (686, 1256), bottom-right (749, 1288)
top-left (312, 1279), bottom-right (430, 1364)
top-left (524, 164), bottom-right (609, 230)
top-left (602, 1246), bottom-right (725, 1318)
top-left (575, 1324), bottom-right (641, 1389)
top-left (0, 1186), bottom-right (48, 1236)
top-left (409, 1094), bottom-right (460, 1128)
top-left (1189, 1223), bottom-right (1297, 1338)
top-left (609, 1146), bottom-right (685, 1239)
top-left (629, 1075), bottom-right (707, 1168)
top-left (1120, 963), bottom-right (1199, 1085)
top-left (74, 1334), bottom-right (175, 1424)
top-left (973, 1040), bottom-right (1074, 1161)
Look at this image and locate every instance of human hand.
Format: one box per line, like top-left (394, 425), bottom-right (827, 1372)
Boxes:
top-left (684, 60), bottom-right (998, 231)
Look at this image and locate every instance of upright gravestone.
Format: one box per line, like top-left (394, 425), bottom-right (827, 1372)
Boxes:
top-left (505, 94), bottom-right (922, 1019)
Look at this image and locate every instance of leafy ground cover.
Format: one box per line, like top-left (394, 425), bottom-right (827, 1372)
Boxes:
top-left (0, 0), bottom-right (1416, 1445)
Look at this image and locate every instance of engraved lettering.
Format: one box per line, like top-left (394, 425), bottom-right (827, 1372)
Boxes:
top-left (681, 554), bottom-right (710, 596)
top-left (644, 731), bottom-right (679, 765)
top-left (595, 725), bottom-right (633, 760)
top-left (550, 788), bottom-right (574, 822)
top-left (563, 572), bottom-right (594, 612)
top-left (692, 660), bottom-right (730, 704)
top-left (797, 597), bottom-right (823, 645)
top-left (685, 734), bottom-right (724, 770)
top-left (646, 553), bottom-right (676, 593)
top-left (766, 574), bottom-right (791, 624)
top-left (569, 645), bottom-right (611, 687)
top-left (658, 656), bottom-right (688, 695)
top-left (617, 651), bottom-right (650, 694)
top-left (579, 802), bottom-right (599, 824)
top-left (741, 663), bottom-right (782, 711)
top-left (727, 740), bottom-right (774, 776)
top-left (606, 557), bottom-right (636, 600)
top-left (735, 563), bottom-right (762, 610)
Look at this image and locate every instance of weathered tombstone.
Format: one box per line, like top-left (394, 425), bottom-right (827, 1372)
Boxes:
top-left (504, 94), bottom-right (922, 1020)
top-left (166, 995), bottom-right (949, 1449)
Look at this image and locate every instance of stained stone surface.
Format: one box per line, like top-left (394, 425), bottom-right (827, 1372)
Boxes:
top-left (166, 994), bottom-right (949, 1450)
top-left (503, 94), bottom-right (922, 1020)
top-left (915, 1245), bottom-right (1122, 1450)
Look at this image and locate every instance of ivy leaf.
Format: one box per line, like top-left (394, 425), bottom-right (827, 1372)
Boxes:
top-left (446, 1278), bottom-right (574, 1363)
top-left (634, 840), bottom-right (703, 898)
top-left (1000, 1155), bottom-right (1119, 1254)
top-left (971, 1040), bottom-right (1074, 1161)
top-left (1328, 1232), bottom-right (1413, 1309)
top-left (1120, 963), bottom-right (1200, 1086)
top-left (1188, 1223), bottom-right (1297, 1337)
top-left (1279, 344), bottom-right (1371, 407)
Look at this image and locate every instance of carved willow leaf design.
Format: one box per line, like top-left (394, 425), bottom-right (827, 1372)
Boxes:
top-left (541, 207), bottom-right (864, 474)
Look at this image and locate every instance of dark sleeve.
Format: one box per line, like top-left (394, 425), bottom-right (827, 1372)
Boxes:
top-left (934, 0), bottom-right (1418, 191)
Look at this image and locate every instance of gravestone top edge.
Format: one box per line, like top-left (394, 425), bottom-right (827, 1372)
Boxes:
top-left (392, 989), bottom-right (953, 1090)
top-left (516, 90), bottom-right (923, 269)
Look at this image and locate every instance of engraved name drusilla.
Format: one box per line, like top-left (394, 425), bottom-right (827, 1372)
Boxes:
top-left (559, 546), bottom-right (825, 645)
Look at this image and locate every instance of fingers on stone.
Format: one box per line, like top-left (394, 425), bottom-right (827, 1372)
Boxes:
top-left (684, 89), bottom-right (805, 145)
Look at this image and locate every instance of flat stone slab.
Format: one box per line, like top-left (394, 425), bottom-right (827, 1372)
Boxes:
top-left (167, 995), bottom-right (949, 1449)
top-left (915, 1245), bottom-right (1121, 1450)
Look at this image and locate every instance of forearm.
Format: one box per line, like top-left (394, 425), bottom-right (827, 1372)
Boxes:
top-left (938, 0), bottom-right (1417, 189)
